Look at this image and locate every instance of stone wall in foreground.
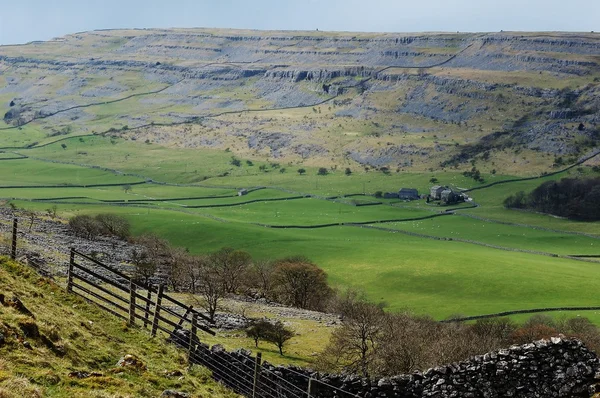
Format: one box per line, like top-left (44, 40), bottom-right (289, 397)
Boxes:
top-left (187, 336), bottom-right (600, 398)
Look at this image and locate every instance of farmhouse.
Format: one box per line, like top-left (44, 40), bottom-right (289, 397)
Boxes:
top-left (398, 188), bottom-right (419, 200)
top-left (383, 192), bottom-right (399, 199)
top-left (238, 189), bottom-right (248, 196)
top-left (430, 185), bottom-right (445, 200)
top-left (441, 188), bottom-right (465, 205)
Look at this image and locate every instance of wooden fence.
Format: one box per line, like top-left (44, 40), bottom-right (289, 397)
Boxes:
top-left (66, 248), bottom-right (215, 339)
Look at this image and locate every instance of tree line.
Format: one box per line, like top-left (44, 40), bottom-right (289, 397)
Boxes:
top-left (503, 177), bottom-right (600, 221)
top-left (68, 214), bottom-right (333, 314)
top-left (87, 230), bottom-right (334, 322)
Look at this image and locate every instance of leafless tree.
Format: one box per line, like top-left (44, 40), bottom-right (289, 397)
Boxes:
top-left (169, 248), bottom-right (202, 293)
top-left (195, 255), bottom-right (227, 323)
top-left (319, 290), bottom-right (385, 378)
top-left (131, 248), bottom-right (157, 286)
top-left (265, 321), bottom-right (295, 355)
top-left (69, 215), bottom-right (102, 240)
top-left (211, 247), bottom-right (252, 293)
top-left (95, 213), bottom-right (130, 239)
top-left (244, 259), bottom-right (275, 298)
top-left (131, 234), bottom-right (172, 286)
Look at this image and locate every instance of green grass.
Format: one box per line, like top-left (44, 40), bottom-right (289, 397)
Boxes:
top-left (3, 142), bottom-right (598, 325)
top-left (0, 257), bottom-right (236, 398)
top-left (119, 213), bottom-right (600, 318)
top-left (197, 198), bottom-right (434, 225)
top-left (0, 159), bottom-right (142, 186)
top-left (10, 201), bottom-right (599, 323)
top-left (0, 185), bottom-right (237, 201)
top-left (382, 216), bottom-right (600, 255)
top-left (1, 28), bottom-right (600, 375)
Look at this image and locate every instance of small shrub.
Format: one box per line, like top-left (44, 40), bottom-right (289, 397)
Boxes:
top-left (69, 215), bottom-right (102, 240)
top-left (95, 213), bottom-right (130, 239)
top-left (245, 319), bottom-right (273, 347)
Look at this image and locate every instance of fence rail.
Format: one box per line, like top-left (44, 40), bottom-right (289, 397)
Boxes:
top-left (67, 248), bottom-right (216, 337)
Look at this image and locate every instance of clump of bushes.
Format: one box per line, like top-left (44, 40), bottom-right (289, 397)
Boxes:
top-left (69, 213), bottom-right (130, 240)
top-left (316, 290), bottom-right (600, 377)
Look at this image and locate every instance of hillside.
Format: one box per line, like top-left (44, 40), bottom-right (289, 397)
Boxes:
top-left (0, 256), bottom-right (236, 398)
top-left (1, 29), bottom-right (599, 173)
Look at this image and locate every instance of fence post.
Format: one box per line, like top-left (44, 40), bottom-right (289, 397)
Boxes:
top-left (67, 248), bottom-right (75, 293)
top-left (144, 288), bottom-right (152, 328)
top-left (178, 305), bottom-right (193, 329)
top-left (188, 312), bottom-right (197, 365)
top-left (10, 218), bottom-right (17, 260)
top-left (128, 280), bottom-right (136, 326)
top-left (151, 284), bottom-right (164, 337)
top-left (252, 352), bottom-right (262, 398)
top-left (307, 378), bottom-right (313, 398)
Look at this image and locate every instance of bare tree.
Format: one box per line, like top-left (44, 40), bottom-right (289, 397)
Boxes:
top-left (69, 215), bottom-right (102, 240)
top-left (169, 248), bottom-right (202, 293)
top-left (319, 290), bottom-right (385, 378)
top-left (264, 321), bottom-right (295, 355)
top-left (131, 248), bottom-right (157, 286)
top-left (245, 319), bottom-right (273, 348)
top-left (195, 256), bottom-right (226, 323)
top-left (46, 205), bottom-right (58, 219)
top-left (95, 213), bottom-right (130, 239)
top-left (25, 210), bottom-right (36, 232)
top-left (131, 234), bottom-right (172, 286)
top-left (211, 247), bottom-right (252, 293)
top-left (244, 259), bottom-right (275, 298)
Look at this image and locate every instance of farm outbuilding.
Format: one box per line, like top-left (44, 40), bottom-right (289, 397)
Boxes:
top-left (398, 188), bottom-right (419, 200)
top-left (430, 185), bottom-right (445, 200)
top-left (383, 192), bottom-right (399, 199)
top-left (238, 189), bottom-right (248, 196)
top-left (441, 189), bottom-right (464, 205)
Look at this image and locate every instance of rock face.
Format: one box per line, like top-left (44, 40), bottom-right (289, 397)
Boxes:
top-left (189, 337), bottom-right (600, 398)
top-left (1, 29), bottom-right (599, 165)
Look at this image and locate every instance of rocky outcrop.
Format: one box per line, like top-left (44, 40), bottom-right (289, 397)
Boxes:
top-left (264, 67), bottom-right (375, 83)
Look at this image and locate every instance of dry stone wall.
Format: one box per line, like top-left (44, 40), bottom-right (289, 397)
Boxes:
top-left (186, 337), bottom-right (599, 398)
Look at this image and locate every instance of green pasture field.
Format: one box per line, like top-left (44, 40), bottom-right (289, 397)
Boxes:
top-left (381, 216), bottom-right (600, 256)
top-left (1, 135), bottom-right (599, 325)
top-left (0, 184), bottom-right (238, 201)
top-left (0, 158), bottom-right (141, 186)
top-left (8, 198), bottom-right (600, 321)
top-left (24, 135), bottom-right (521, 192)
top-left (196, 198), bottom-right (435, 225)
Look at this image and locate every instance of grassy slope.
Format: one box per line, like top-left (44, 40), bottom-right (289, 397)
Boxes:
top-left (0, 257), bottom-right (236, 398)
